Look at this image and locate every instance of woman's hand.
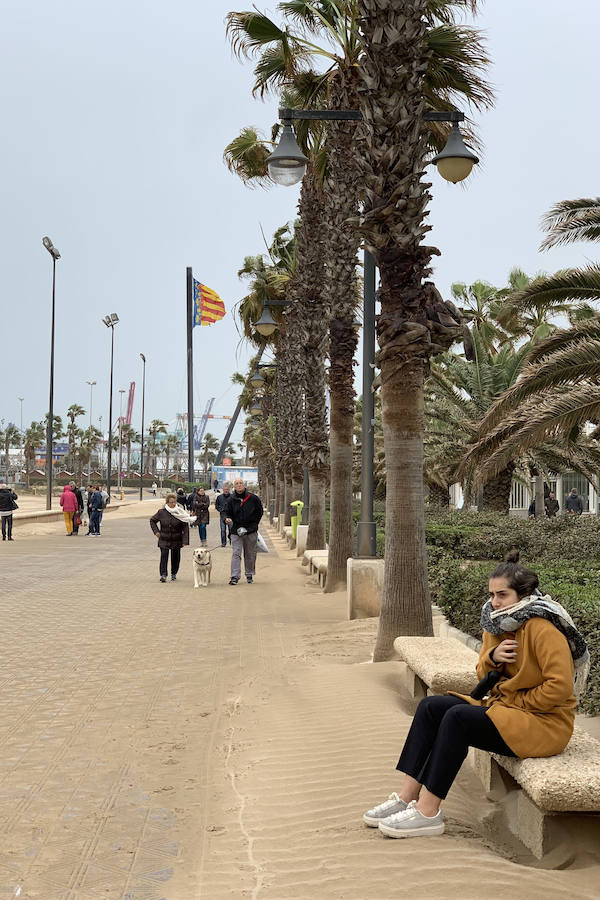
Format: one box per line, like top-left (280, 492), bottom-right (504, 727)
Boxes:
top-left (225, 518), bottom-right (232, 524)
top-left (492, 639), bottom-right (518, 665)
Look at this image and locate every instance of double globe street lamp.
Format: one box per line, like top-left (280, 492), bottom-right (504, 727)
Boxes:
top-left (264, 106), bottom-right (479, 556)
top-left (102, 313), bottom-right (119, 501)
top-left (42, 236), bottom-right (61, 510)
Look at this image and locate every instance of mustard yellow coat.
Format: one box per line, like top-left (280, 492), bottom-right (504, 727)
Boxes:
top-left (452, 617), bottom-right (576, 758)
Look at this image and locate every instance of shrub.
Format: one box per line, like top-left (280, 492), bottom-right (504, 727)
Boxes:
top-left (430, 554), bottom-right (600, 715)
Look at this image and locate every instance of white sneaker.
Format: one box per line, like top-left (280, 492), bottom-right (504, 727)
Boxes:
top-left (378, 800), bottom-right (444, 838)
top-left (363, 792), bottom-right (408, 827)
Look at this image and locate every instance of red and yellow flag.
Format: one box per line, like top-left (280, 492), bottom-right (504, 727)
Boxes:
top-left (193, 279), bottom-right (226, 327)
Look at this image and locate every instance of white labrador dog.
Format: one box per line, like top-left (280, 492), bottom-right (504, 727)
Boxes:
top-left (192, 547), bottom-right (212, 588)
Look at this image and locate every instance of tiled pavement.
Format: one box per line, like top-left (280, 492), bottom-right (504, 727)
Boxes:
top-left (0, 512), bottom-right (296, 899)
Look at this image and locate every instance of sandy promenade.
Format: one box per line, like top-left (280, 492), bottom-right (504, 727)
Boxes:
top-left (0, 502), bottom-right (599, 899)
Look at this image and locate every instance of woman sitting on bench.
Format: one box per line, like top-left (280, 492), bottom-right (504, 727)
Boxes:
top-left (364, 549), bottom-right (589, 839)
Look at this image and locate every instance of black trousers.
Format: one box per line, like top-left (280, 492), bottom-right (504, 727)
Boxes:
top-left (160, 547), bottom-right (181, 577)
top-left (397, 695), bottom-right (515, 800)
top-left (1, 515), bottom-right (12, 539)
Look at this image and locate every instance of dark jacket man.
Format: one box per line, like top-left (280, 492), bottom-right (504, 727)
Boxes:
top-left (0, 487), bottom-right (18, 513)
top-left (215, 489), bottom-right (231, 518)
top-left (545, 495), bottom-right (560, 518)
top-left (223, 487), bottom-right (263, 535)
top-left (90, 489), bottom-right (104, 512)
top-left (565, 490), bottom-right (584, 515)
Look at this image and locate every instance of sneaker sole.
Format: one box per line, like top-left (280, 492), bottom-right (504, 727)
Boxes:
top-left (363, 814), bottom-right (390, 827)
top-left (378, 821), bottom-right (444, 838)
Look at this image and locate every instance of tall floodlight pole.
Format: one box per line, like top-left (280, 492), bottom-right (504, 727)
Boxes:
top-left (139, 354), bottom-right (146, 501)
top-left (17, 398), bottom-right (24, 433)
top-left (102, 314), bottom-right (119, 501)
top-left (86, 380), bottom-right (96, 433)
top-left (186, 267), bottom-right (194, 482)
top-left (42, 236), bottom-right (61, 510)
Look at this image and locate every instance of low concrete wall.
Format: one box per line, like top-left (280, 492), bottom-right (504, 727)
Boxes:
top-left (347, 557), bottom-right (384, 620)
top-left (13, 503), bottom-right (124, 528)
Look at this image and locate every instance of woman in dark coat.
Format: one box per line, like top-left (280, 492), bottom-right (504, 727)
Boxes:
top-left (150, 492), bottom-right (196, 582)
top-left (191, 487), bottom-right (210, 546)
top-left (0, 484), bottom-right (18, 541)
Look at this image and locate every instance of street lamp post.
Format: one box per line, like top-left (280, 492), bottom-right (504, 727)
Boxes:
top-left (86, 380), bottom-right (96, 433)
top-left (17, 398), bottom-right (24, 433)
top-left (102, 314), bottom-right (119, 502)
top-left (118, 389), bottom-right (126, 494)
top-left (139, 354), bottom-right (146, 501)
top-left (269, 106), bottom-right (477, 556)
top-left (42, 236), bottom-right (61, 510)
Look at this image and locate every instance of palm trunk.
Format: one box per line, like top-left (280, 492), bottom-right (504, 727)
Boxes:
top-left (375, 363), bottom-right (433, 657)
top-left (481, 463), bottom-right (515, 515)
top-left (324, 329), bottom-right (355, 591)
top-left (284, 474), bottom-right (293, 526)
top-left (307, 469), bottom-right (327, 550)
top-left (126, 442), bottom-right (131, 473)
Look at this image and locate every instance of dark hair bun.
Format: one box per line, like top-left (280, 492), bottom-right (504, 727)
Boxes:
top-left (504, 548), bottom-right (520, 564)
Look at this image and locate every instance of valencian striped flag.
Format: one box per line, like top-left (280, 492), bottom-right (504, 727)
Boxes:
top-left (193, 279), bottom-right (226, 327)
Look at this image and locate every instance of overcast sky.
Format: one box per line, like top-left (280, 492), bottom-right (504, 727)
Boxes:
top-left (1, 0), bottom-right (598, 448)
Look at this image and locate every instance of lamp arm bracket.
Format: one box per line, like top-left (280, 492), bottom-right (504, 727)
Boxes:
top-left (279, 107), bottom-right (464, 124)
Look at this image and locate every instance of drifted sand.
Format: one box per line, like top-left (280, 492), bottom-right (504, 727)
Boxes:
top-left (3, 505), bottom-right (599, 898)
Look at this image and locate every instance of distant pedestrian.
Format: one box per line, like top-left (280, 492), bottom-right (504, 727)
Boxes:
top-left (224, 478), bottom-right (263, 585)
top-left (89, 485), bottom-right (104, 535)
top-left (60, 484), bottom-right (79, 535)
top-left (176, 487), bottom-right (187, 508)
top-left (213, 476), bottom-right (219, 492)
top-left (0, 483), bottom-right (18, 542)
top-left (191, 487), bottom-right (210, 546)
top-left (545, 492), bottom-right (560, 518)
top-left (215, 482), bottom-right (232, 547)
top-left (151, 482), bottom-right (157, 496)
top-left (69, 481), bottom-right (84, 535)
top-left (527, 499), bottom-right (537, 518)
top-left (81, 486), bottom-right (89, 530)
top-left (565, 489), bottom-right (583, 515)
top-left (150, 492), bottom-right (196, 582)
top-left (100, 485), bottom-right (109, 508)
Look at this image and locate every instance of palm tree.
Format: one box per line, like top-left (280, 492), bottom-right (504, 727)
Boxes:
top-left (23, 421), bottom-right (45, 488)
top-left (228, 0), bottom-right (494, 590)
top-left (459, 197), bottom-right (600, 479)
top-left (65, 404), bottom-right (86, 471)
top-left (356, 0), bottom-right (493, 658)
top-left (148, 420), bottom-right (167, 474)
top-left (120, 424), bottom-right (136, 473)
top-left (0, 424), bottom-right (21, 482)
top-left (201, 432), bottom-right (219, 482)
top-left (163, 434), bottom-right (180, 476)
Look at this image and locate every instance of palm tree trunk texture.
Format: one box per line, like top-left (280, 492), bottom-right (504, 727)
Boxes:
top-left (293, 171), bottom-right (329, 551)
top-left (356, 0), bottom-right (463, 657)
top-left (481, 463), bottom-right (515, 515)
top-left (284, 474), bottom-right (292, 525)
top-left (324, 319), bottom-right (357, 591)
top-left (307, 469), bottom-right (327, 550)
top-left (323, 74), bottom-right (360, 592)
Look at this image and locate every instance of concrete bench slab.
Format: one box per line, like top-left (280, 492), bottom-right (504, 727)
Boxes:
top-left (393, 636), bottom-right (479, 696)
top-left (302, 549), bottom-right (328, 571)
top-left (315, 557), bottom-right (328, 586)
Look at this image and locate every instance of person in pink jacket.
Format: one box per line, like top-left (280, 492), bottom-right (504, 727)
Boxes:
top-left (60, 484), bottom-right (79, 536)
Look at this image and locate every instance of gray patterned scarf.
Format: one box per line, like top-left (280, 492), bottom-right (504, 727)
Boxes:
top-left (480, 593), bottom-right (590, 697)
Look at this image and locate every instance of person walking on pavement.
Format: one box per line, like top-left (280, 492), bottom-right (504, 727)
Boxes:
top-left (224, 478), bottom-right (263, 585)
top-left (60, 484), bottom-right (79, 535)
top-left (213, 476), bottom-right (219, 492)
top-left (89, 485), bottom-right (104, 535)
top-left (151, 482), bottom-right (157, 496)
top-left (565, 488), bottom-right (583, 515)
top-left (176, 487), bottom-right (187, 508)
top-left (191, 487), bottom-right (210, 546)
top-left (215, 482), bottom-right (232, 547)
top-left (69, 481), bottom-right (84, 535)
top-left (150, 492), bottom-right (196, 582)
top-left (0, 483), bottom-right (18, 541)
top-left (545, 491), bottom-right (560, 518)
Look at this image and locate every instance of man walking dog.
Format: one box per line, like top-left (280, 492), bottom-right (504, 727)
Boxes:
top-left (224, 478), bottom-right (263, 585)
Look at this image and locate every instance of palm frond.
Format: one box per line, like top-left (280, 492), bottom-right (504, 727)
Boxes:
top-left (426, 25), bottom-right (494, 113)
top-left (500, 265), bottom-right (600, 312)
top-left (541, 197), bottom-right (600, 249)
top-left (223, 128), bottom-right (272, 186)
top-left (226, 11), bottom-right (289, 59)
top-left (527, 315), bottom-right (600, 362)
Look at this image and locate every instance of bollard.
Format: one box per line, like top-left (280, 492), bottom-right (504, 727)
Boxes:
top-left (290, 500), bottom-right (304, 540)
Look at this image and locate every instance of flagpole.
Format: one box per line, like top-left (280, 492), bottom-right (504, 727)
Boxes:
top-left (186, 266), bottom-right (194, 482)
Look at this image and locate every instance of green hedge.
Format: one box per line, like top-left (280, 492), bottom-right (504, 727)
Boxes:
top-left (429, 552), bottom-right (600, 715)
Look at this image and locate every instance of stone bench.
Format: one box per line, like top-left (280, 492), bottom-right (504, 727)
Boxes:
top-left (392, 636), bottom-right (479, 698)
top-left (283, 525), bottom-right (296, 549)
top-left (314, 557), bottom-right (328, 586)
top-left (393, 635), bottom-right (600, 861)
top-left (302, 549), bottom-right (328, 573)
